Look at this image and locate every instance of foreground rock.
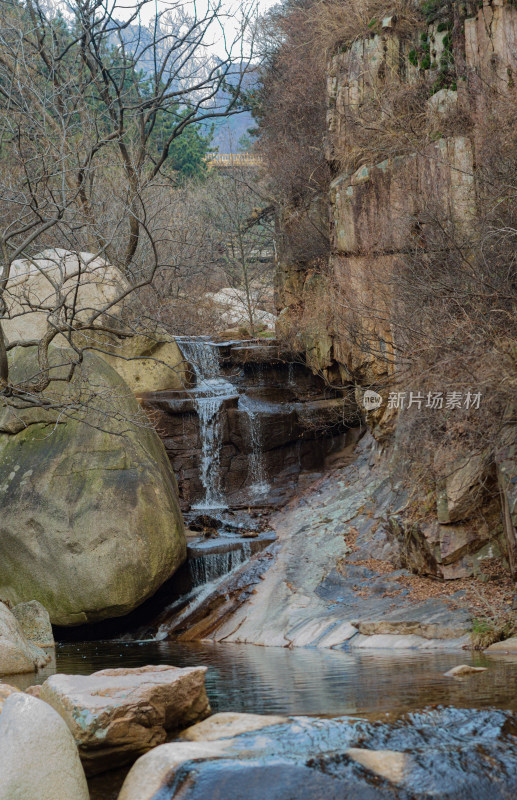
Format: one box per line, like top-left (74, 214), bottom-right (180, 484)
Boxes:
top-left (0, 683), bottom-right (22, 711)
top-left (12, 601), bottom-right (54, 648)
top-left (0, 692), bottom-right (89, 800)
top-left (0, 347), bottom-right (186, 625)
top-left (119, 708), bottom-right (517, 800)
top-left (0, 603), bottom-right (50, 675)
top-left (39, 664), bottom-right (210, 774)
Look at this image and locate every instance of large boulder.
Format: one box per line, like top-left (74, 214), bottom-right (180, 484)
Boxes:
top-left (3, 249), bottom-right (126, 344)
top-left (0, 603), bottom-right (50, 675)
top-left (0, 347), bottom-right (186, 625)
top-left (101, 333), bottom-right (191, 392)
top-left (0, 692), bottom-right (89, 800)
top-left (39, 664), bottom-right (210, 774)
top-left (4, 248), bottom-right (191, 393)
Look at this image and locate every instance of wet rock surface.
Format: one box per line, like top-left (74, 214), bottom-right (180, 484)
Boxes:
top-left (176, 434), bottom-right (473, 649)
top-left (119, 708), bottom-right (517, 800)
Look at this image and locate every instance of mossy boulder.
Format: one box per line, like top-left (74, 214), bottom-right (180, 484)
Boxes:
top-left (0, 347), bottom-right (186, 625)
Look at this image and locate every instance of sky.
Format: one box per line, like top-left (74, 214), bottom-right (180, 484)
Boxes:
top-left (111, 0), bottom-right (279, 60)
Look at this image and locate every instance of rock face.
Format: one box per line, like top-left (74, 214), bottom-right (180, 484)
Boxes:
top-left (39, 664), bottom-right (210, 774)
top-left (0, 692), bottom-right (89, 800)
top-left (274, 4), bottom-right (517, 580)
top-left (0, 602), bottom-right (50, 675)
top-left (0, 347), bottom-right (186, 626)
top-left (119, 708), bottom-right (517, 800)
top-left (12, 601), bottom-right (54, 648)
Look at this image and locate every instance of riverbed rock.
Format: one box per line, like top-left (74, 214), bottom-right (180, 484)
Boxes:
top-left (118, 741), bottom-right (232, 800)
top-left (0, 602), bottom-right (50, 675)
top-left (346, 748), bottom-right (411, 784)
top-left (0, 692), bottom-right (89, 800)
top-left (180, 711), bottom-right (288, 741)
top-left (39, 664), bottom-right (210, 774)
top-left (0, 347), bottom-right (186, 626)
top-left (486, 637), bottom-right (517, 654)
top-left (192, 435), bottom-right (472, 650)
top-left (444, 664), bottom-right (488, 677)
top-left (12, 601), bottom-right (54, 648)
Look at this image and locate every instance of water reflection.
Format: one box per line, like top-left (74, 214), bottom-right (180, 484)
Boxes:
top-left (4, 640), bottom-right (517, 718)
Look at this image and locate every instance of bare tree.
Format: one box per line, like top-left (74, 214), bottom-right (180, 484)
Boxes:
top-left (201, 167), bottom-right (275, 335)
top-left (0, 0), bottom-right (258, 408)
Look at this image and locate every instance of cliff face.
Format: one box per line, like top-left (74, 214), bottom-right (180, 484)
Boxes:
top-left (276, 1), bottom-right (517, 581)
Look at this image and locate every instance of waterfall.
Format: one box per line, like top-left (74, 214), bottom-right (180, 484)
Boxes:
top-left (177, 338), bottom-right (235, 509)
top-left (189, 543), bottom-right (252, 587)
top-left (178, 337), bottom-right (220, 382)
top-left (153, 541), bottom-right (254, 640)
top-left (239, 396), bottom-right (270, 498)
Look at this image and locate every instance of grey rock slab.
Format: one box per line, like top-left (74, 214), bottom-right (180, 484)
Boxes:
top-left (39, 664), bottom-right (210, 775)
top-left (210, 436), bottom-right (471, 649)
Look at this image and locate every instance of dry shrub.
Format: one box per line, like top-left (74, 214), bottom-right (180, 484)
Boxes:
top-left (309, 0), bottom-right (422, 57)
top-left (256, 0), bottom-right (331, 207)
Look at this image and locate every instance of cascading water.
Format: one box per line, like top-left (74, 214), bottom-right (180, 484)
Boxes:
top-left (189, 542), bottom-right (252, 586)
top-left (178, 338), bottom-right (235, 510)
top-left (179, 337), bottom-right (220, 381)
top-left (239, 395), bottom-right (270, 498)
top-left (178, 337), bottom-right (272, 506)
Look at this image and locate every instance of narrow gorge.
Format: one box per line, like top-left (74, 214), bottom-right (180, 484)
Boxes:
top-left (0, 0), bottom-right (516, 799)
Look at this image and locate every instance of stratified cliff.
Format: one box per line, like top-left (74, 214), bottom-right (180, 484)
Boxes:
top-left (275, 1), bottom-right (517, 582)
